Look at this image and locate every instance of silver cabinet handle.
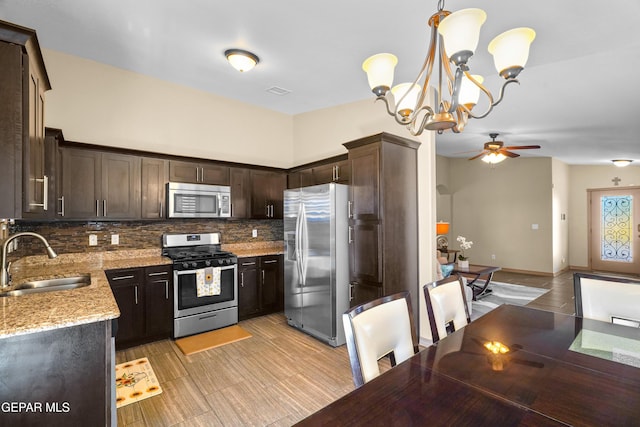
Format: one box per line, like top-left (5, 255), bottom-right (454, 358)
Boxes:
top-left (349, 283), bottom-right (355, 301)
top-left (263, 260), bottom-right (277, 264)
top-left (148, 271), bottom-right (168, 276)
top-left (241, 262), bottom-right (256, 266)
top-left (58, 196), bottom-right (65, 217)
top-left (335, 165), bottom-right (340, 181)
top-left (134, 285), bottom-right (138, 304)
top-left (200, 167), bottom-right (205, 182)
top-left (240, 271), bottom-right (244, 287)
top-left (348, 201), bottom-right (353, 219)
top-left (43, 175), bottom-right (48, 210)
top-left (348, 226), bottom-right (353, 244)
top-left (96, 200), bottom-right (100, 217)
top-left (111, 275), bottom-right (135, 281)
top-left (103, 200), bottom-right (107, 217)
top-left (164, 280), bottom-right (169, 299)
top-left (159, 202), bottom-right (163, 218)
top-left (262, 270), bottom-right (265, 283)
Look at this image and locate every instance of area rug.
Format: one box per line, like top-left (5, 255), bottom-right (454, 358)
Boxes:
top-left (471, 281), bottom-right (549, 321)
top-left (175, 324), bottom-right (252, 355)
top-left (115, 357), bottom-right (162, 408)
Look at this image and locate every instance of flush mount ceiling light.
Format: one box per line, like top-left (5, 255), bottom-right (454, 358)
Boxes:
top-left (225, 49), bottom-right (259, 72)
top-left (362, 0), bottom-right (535, 136)
top-left (612, 159), bottom-right (633, 167)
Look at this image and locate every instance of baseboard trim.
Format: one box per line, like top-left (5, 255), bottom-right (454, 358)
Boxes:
top-left (500, 267), bottom-right (555, 277)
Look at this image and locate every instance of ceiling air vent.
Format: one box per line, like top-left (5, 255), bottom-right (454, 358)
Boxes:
top-left (266, 86), bottom-right (291, 96)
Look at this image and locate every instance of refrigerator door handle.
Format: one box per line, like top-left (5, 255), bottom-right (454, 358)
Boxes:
top-left (299, 202), bottom-right (309, 285)
top-left (295, 202), bottom-right (305, 285)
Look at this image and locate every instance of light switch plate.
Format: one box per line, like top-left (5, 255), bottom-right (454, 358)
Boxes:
top-left (89, 234), bottom-right (98, 246)
top-left (111, 234), bottom-right (119, 245)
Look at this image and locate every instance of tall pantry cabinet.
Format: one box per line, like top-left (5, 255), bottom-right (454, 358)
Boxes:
top-left (344, 132), bottom-right (420, 324)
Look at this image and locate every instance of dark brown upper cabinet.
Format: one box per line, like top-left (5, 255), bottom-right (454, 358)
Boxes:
top-left (250, 170), bottom-right (286, 219)
top-left (0, 20), bottom-right (51, 219)
top-left (169, 160), bottom-right (230, 185)
top-left (141, 157), bottom-right (168, 219)
top-left (60, 148), bottom-right (141, 220)
top-left (286, 155), bottom-right (349, 189)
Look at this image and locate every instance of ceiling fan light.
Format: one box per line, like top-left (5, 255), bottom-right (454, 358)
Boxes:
top-left (482, 152), bottom-right (507, 164)
top-left (362, 53), bottom-right (398, 96)
top-left (391, 82), bottom-right (421, 117)
top-left (438, 8), bottom-right (487, 63)
top-left (488, 28), bottom-right (536, 77)
top-left (612, 159), bottom-right (633, 167)
top-left (458, 74), bottom-right (484, 106)
top-left (225, 49), bottom-right (259, 72)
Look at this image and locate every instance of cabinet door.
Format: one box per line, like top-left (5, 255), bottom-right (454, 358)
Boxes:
top-left (107, 269), bottom-right (145, 346)
top-left (200, 163), bottom-right (230, 185)
top-left (350, 282), bottom-right (382, 308)
top-left (349, 145), bottom-right (379, 220)
top-left (238, 258), bottom-right (260, 319)
top-left (334, 159), bottom-right (350, 184)
top-left (311, 163), bottom-right (335, 185)
top-left (260, 255), bottom-right (282, 312)
top-left (141, 157), bottom-right (168, 219)
top-left (230, 167), bottom-right (251, 218)
top-left (349, 222), bottom-right (382, 284)
top-left (169, 160), bottom-right (199, 183)
top-left (102, 153), bottom-right (141, 219)
top-left (250, 170), bottom-right (271, 218)
top-left (267, 172), bottom-right (286, 219)
top-left (144, 265), bottom-right (173, 338)
top-left (23, 64), bottom-right (46, 216)
top-left (61, 148), bottom-right (102, 219)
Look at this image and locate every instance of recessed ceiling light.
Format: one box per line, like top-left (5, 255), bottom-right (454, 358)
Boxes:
top-left (612, 159), bottom-right (633, 167)
top-left (224, 49), bottom-right (259, 72)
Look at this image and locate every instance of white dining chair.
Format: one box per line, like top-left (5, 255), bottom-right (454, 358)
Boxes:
top-left (343, 292), bottom-right (418, 387)
top-left (574, 272), bottom-right (640, 327)
top-left (423, 275), bottom-right (471, 343)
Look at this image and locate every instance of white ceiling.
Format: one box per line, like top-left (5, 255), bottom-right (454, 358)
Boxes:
top-left (1, 0), bottom-right (639, 165)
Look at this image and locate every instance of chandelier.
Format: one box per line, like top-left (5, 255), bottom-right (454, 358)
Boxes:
top-left (362, 0), bottom-right (535, 136)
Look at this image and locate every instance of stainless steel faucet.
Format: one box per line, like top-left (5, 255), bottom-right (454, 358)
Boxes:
top-left (1, 232), bottom-right (58, 288)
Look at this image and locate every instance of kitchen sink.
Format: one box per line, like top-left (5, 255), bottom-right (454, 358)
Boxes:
top-left (0, 274), bottom-right (91, 297)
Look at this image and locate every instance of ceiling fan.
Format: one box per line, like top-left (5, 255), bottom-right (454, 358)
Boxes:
top-left (469, 133), bottom-right (541, 162)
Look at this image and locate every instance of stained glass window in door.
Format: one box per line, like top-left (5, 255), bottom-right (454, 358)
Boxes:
top-left (601, 195), bottom-right (633, 262)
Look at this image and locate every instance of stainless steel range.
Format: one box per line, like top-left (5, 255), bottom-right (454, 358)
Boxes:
top-left (162, 232), bottom-right (238, 338)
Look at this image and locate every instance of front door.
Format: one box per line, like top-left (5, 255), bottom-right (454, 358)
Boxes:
top-left (589, 187), bottom-right (640, 274)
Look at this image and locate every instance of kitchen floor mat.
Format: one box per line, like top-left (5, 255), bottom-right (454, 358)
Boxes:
top-left (175, 325), bottom-right (252, 355)
top-left (115, 357), bottom-right (162, 408)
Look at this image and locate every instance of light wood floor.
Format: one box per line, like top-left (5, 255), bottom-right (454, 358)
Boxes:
top-left (115, 268), bottom-right (632, 426)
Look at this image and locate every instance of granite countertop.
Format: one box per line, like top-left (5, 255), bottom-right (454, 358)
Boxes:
top-left (0, 249), bottom-right (171, 339)
top-left (223, 241), bottom-right (285, 258)
top-left (0, 241), bottom-right (284, 339)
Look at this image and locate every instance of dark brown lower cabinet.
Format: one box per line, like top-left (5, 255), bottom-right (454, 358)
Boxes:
top-left (238, 254), bottom-right (283, 320)
top-left (107, 264), bottom-right (173, 349)
top-left (0, 320), bottom-right (115, 426)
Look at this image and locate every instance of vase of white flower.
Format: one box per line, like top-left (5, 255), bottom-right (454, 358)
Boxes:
top-left (457, 235), bottom-right (473, 269)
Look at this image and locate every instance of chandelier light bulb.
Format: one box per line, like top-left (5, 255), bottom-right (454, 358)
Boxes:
top-left (391, 83), bottom-right (421, 118)
top-left (488, 28), bottom-right (536, 78)
top-left (438, 8), bottom-right (487, 65)
top-left (362, 53), bottom-right (398, 96)
top-left (458, 74), bottom-right (484, 106)
top-left (225, 49), bottom-right (259, 72)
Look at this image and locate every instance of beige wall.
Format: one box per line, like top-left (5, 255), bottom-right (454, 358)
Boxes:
top-left (447, 157), bottom-right (554, 273)
top-left (43, 49), bottom-right (295, 168)
top-left (568, 165), bottom-right (640, 268)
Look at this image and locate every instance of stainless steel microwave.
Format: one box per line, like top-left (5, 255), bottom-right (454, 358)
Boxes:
top-left (167, 182), bottom-right (231, 218)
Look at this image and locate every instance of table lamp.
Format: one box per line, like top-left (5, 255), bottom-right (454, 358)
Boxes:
top-left (436, 221), bottom-right (450, 248)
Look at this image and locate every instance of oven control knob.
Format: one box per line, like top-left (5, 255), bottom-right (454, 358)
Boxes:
top-left (217, 259), bottom-right (224, 266)
top-left (226, 259), bottom-right (232, 265)
top-left (205, 260), bottom-right (211, 267)
top-left (182, 262), bottom-right (189, 269)
top-left (191, 262), bottom-right (198, 268)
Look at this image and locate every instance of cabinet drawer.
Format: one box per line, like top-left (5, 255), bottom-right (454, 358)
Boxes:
top-left (145, 264), bottom-right (172, 279)
top-left (105, 268), bottom-right (143, 286)
top-left (239, 257), bottom-right (258, 268)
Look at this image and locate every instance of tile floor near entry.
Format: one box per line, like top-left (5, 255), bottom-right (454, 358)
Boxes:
top-left (116, 269), bottom-right (615, 426)
top-left (115, 313), bottom-right (358, 426)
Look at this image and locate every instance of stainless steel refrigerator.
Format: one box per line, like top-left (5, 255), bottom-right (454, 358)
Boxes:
top-left (284, 183), bottom-right (349, 347)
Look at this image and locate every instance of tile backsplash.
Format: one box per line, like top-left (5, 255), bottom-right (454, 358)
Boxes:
top-left (8, 219), bottom-right (283, 259)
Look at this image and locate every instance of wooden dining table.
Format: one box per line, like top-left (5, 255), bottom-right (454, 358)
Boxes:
top-left (297, 304), bottom-right (640, 426)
